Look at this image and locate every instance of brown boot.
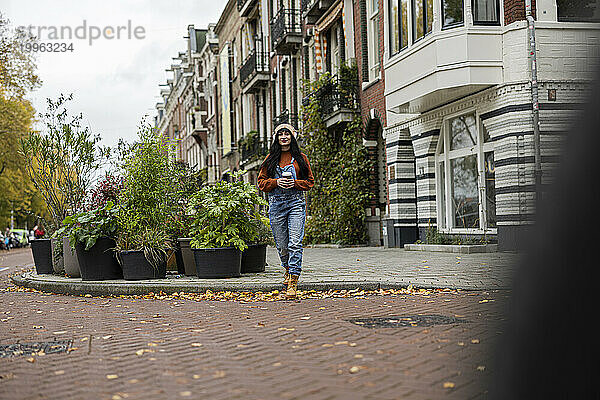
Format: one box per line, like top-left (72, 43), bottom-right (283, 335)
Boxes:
top-left (282, 269), bottom-right (290, 285)
top-left (285, 275), bottom-right (299, 299)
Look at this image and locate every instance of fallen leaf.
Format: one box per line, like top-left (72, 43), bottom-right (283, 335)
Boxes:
top-left (471, 339), bottom-right (480, 344)
top-left (191, 343), bottom-right (203, 347)
top-left (54, 370), bottom-right (65, 375)
top-left (477, 365), bottom-right (486, 371)
top-left (443, 382), bottom-right (455, 389)
top-left (349, 366), bottom-right (360, 374)
top-left (213, 370), bottom-right (226, 378)
top-left (26, 357), bottom-right (35, 363)
top-left (179, 391), bottom-right (192, 397)
top-left (106, 374), bottom-right (118, 380)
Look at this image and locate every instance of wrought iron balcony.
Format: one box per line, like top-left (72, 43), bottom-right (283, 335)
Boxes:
top-left (237, 0), bottom-right (258, 17)
top-left (273, 110), bottom-right (299, 130)
top-left (239, 132), bottom-right (267, 166)
top-left (271, 8), bottom-right (302, 54)
top-left (240, 49), bottom-right (270, 93)
top-left (316, 75), bottom-right (359, 127)
top-left (301, 0), bottom-right (334, 23)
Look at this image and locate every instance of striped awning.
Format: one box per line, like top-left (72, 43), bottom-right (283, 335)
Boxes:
top-left (315, 0), bottom-right (343, 33)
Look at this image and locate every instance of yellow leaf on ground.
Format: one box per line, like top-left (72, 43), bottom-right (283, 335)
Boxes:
top-left (106, 374), bottom-right (118, 380)
top-left (443, 382), bottom-right (455, 388)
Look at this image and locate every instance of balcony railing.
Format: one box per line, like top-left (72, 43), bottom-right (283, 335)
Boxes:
top-left (316, 75), bottom-right (359, 118)
top-left (300, 0), bottom-right (313, 15)
top-left (271, 8), bottom-right (302, 53)
top-left (240, 49), bottom-right (269, 90)
top-left (239, 132), bottom-right (267, 165)
top-left (237, 0), bottom-right (258, 16)
top-left (273, 110), bottom-right (299, 130)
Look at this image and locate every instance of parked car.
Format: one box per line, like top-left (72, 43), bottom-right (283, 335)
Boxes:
top-left (10, 229), bottom-right (29, 247)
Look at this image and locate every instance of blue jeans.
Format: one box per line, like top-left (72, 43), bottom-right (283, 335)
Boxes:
top-left (268, 194), bottom-right (306, 276)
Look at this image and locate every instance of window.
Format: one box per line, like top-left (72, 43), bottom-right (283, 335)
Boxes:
top-left (557, 0), bottom-right (600, 22)
top-left (442, 0), bottom-right (464, 27)
top-left (412, 0), bottom-right (432, 42)
top-left (389, 0), bottom-right (409, 54)
top-left (436, 112), bottom-right (496, 231)
top-left (331, 24), bottom-right (340, 74)
top-left (472, 0), bottom-right (499, 25)
top-left (367, 0), bottom-right (380, 81)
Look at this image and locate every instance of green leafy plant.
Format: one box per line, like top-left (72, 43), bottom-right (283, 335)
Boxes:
top-left (167, 161), bottom-right (207, 240)
top-left (57, 201), bottom-right (119, 251)
top-left (301, 62), bottom-right (372, 245)
top-left (19, 94), bottom-right (109, 233)
top-left (424, 221), bottom-right (449, 244)
top-left (115, 122), bottom-right (178, 267)
top-left (188, 171), bottom-right (267, 251)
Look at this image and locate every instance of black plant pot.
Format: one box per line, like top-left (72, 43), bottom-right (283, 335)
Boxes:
top-left (177, 238), bottom-right (196, 276)
top-left (241, 244), bottom-right (267, 273)
top-left (30, 239), bottom-right (53, 274)
top-left (120, 250), bottom-right (167, 280)
top-left (76, 237), bottom-right (122, 281)
top-left (193, 247), bottom-right (242, 278)
top-left (174, 248), bottom-right (186, 275)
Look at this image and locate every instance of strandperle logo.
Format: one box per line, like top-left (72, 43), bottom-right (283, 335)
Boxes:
top-left (18, 20), bottom-right (146, 45)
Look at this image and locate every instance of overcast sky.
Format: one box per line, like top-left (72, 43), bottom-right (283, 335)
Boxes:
top-left (1, 0), bottom-right (225, 147)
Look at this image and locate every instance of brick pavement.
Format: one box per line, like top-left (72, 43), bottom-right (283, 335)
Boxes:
top-left (10, 247), bottom-right (518, 295)
top-left (1, 247), bottom-right (513, 399)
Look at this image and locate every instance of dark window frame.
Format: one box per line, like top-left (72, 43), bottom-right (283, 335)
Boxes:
top-left (471, 0), bottom-right (501, 25)
top-left (441, 0), bottom-right (465, 29)
top-left (411, 0), bottom-right (433, 44)
top-left (388, 0), bottom-right (409, 56)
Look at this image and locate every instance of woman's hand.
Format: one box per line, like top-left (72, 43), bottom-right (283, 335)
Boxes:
top-left (276, 178), bottom-right (295, 189)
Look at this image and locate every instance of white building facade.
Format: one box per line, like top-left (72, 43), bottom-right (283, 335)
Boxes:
top-left (382, 0), bottom-right (599, 249)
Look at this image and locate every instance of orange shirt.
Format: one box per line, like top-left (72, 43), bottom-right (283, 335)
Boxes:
top-left (257, 151), bottom-right (315, 192)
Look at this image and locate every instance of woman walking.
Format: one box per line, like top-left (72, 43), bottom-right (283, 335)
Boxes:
top-left (258, 123), bottom-right (314, 299)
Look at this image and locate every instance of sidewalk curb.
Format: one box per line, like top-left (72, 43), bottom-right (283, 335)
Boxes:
top-left (10, 272), bottom-right (509, 296)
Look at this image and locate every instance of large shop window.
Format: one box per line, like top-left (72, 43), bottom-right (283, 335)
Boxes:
top-left (557, 0), bottom-right (600, 21)
top-left (436, 113), bottom-right (496, 231)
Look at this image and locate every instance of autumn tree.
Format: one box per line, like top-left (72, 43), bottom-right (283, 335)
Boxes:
top-left (0, 12), bottom-right (45, 228)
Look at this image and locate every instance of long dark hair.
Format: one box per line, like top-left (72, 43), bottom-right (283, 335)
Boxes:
top-left (260, 130), bottom-right (309, 179)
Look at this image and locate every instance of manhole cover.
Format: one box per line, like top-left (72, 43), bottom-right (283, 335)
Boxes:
top-left (348, 314), bottom-right (468, 328)
top-left (0, 340), bottom-right (73, 358)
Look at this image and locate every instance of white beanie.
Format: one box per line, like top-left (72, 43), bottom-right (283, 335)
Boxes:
top-left (273, 123), bottom-right (297, 139)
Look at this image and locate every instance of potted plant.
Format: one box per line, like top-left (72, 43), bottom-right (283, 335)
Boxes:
top-left (57, 201), bottom-right (122, 280)
top-left (188, 172), bottom-right (266, 278)
top-left (29, 225), bottom-right (53, 274)
top-left (19, 94), bottom-right (108, 274)
top-left (56, 174), bottom-right (124, 278)
top-left (115, 123), bottom-right (177, 280)
top-left (169, 162), bottom-right (207, 276)
top-left (241, 216), bottom-right (273, 273)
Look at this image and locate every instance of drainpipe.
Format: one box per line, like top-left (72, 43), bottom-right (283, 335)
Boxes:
top-left (525, 0), bottom-right (542, 202)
